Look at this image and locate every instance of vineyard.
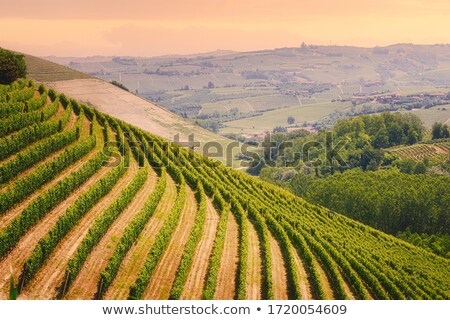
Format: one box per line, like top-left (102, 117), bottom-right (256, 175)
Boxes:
top-left (388, 141), bottom-right (450, 161)
top-left (0, 79), bottom-right (449, 300)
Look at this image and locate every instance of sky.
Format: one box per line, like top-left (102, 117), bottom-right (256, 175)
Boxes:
top-left (1, 0), bottom-right (450, 57)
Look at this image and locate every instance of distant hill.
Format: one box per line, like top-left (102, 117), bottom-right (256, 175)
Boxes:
top-left (46, 44), bottom-right (450, 134)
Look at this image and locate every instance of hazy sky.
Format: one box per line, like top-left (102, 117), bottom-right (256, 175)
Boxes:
top-left (1, 0), bottom-right (449, 57)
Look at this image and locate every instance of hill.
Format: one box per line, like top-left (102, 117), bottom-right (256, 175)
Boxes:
top-left (0, 79), bottom-right (448, 300)
top-left (22, 53), bottom-right (240, 166)
top-left (388, 140), bottom-right (450, 161)
top-left (48, 44), bottom-right (450, 135)
top-left (24, 54), bottom-right (91, 82)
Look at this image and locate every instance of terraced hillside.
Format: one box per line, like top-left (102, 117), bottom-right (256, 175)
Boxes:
top-left (388, 140), bottom-right (450, 161)
top-left (0, 79), bottom-right (449, 300)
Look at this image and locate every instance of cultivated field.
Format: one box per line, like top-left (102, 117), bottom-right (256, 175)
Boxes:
top-left (0, 79), bottom-right (449, 300)
top-left (388, 140), bottom-right (450, 161)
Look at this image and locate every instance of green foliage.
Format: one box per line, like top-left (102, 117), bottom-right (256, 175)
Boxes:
top-left (0, 139), bottom-right (99, 259)
top-left (20, 159), bottom-right (127, 288)
top-left (0, 92), bottom-right (47, 119)
top-left (247, 206), bottom-right (274, 299)
top-left (169, 182), bottom-right (207, 299)
top-left (290, 168), bottom-right (450, 235)
top-left (0, 126), bottom-right (78, 184)
top-left (9, 276), bottom-right (17, 300)
top-left (47, 89), bottom-right (57, 102)
top-left (0, 104), bottom-right (71, 162)
top-left (397, 229), bottom-right (450, 258)
top-left (258, 112), bottom-right (426, 174)
top-left (0, 136), bottom-right (96, 218)
top-left (0, 99), bottom-right (58, 138)
top-left (62, 166), bottom-right (148, 297)
top-left (0, 80), bottom-right (449, 301)
top-left (230, 198), bottom-right (249, 300)
top-left (110, 80), bottom-right (130, 92)
top-left (129, 180), bottom-right (186, 299)
top-left (97, 169), bottom-right (167, 298)
top-left (0, 48), bottom-right (26, 84)
top-left (431, 122), bottom-right (450, 139)
top-left (202, 192), bottom-right (229, 300)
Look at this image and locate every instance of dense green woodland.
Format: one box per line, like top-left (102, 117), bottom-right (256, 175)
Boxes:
top-left (283, 169), bottom-right (450, 255)
top-left (255, 112), bottom-right (426, 175)
top-left (0, 48), bottom-right (26, 85)
top-left (258, 112), bottom-right (449, 257)
top-left (289, 169), bottom-right (449, 234)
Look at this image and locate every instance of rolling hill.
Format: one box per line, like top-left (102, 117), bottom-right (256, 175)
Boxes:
top-left (48, 44), bottom-right (450, 134)
top-left (24, 54), bottom-right (239, 167)
top-left (0, 77), bottom-right (448, 301)
top-left (388, 140), bottom-right (450, 161)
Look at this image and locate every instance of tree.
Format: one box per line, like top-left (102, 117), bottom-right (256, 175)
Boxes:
top-left (367, 159), bottom-right (378, 171)
top-left (287, 116), bottom-right (295, 125)
top-left (387, 123), bottom-right (404, 146)
top-left (442, 125), bottom-right (450, 138)
top-left (0, 49), bottom-right (27, 85)
top-left (207, 81), bottom-right (215, 89)
top-left (372, 126), bottom-right (390, 149)
top-left (273, 126), bottom-right (287, 133)
top-left (431, 122), bottom-right (443, 140)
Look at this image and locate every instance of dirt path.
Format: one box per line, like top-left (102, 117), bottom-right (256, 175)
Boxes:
top-left (0, 156), bottom-right (112, 299)
top-left (80, 114), bottom-right (91, 137)
top-left (103, 174), bottom-right (177, 300)
top-left (181, 199), bottom-right (220, 299)
top-left (214, 212), bottom-right (239, 300)
top-left (341, 273), bottom-right (356, 299)
top-left (315, 259), bottom-right (335, 299)
top-left (20, 160), bottom-right (138, 299)
top-left (270, 234), bottom-right (289, 300)
top-left (292, 248), bottom-right (312, 299)
top-left (143, 186), bottom-right (197, 299)
top-left (64, 167), bottom-right (157, 299)
top-left (0, 148), bottom-right (98, 231)
top-left (246, 221), bottom-right (262, 299)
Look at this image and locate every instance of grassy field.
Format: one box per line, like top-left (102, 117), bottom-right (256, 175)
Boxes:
top-left (222, 101), bottom-right (352, 134)
top-left (402, 105), bottom-right (450, 127)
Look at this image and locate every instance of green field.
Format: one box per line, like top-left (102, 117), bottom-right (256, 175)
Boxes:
top-left (222, 101), bottom-right (352, 133)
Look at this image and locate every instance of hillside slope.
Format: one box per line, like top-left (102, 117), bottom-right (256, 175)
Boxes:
top-left (0, 79), bottom-right (448, 300)
top-left (23, 53), bottom-right (237, 165)
top-left (24, 54), bottom-right (91, 82)
top-left (47, 79), bottom-right (233, 152)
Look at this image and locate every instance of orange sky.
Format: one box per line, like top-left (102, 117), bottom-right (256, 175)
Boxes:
top-left (1, 0), bottom-right (450, 57)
